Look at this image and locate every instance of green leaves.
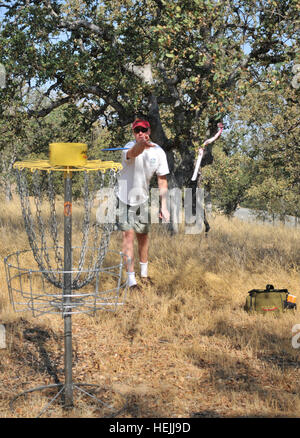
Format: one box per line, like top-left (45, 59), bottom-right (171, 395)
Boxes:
top-left (0, 0), bottom-right (298, 197)
top-left (202, 144), bottom-right (253, 216)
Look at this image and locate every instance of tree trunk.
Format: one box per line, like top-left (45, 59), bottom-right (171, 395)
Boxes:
top-left (166, 147), bottom-right (206, 235)
top-left (146, 95), bottom-right (216, 235)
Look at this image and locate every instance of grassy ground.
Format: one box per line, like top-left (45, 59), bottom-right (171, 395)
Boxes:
top-left (0, 199), bottom-right (299, 418)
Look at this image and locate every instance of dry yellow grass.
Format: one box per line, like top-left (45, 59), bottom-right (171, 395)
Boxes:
top-left (0, 198), bottom-right (299, 418)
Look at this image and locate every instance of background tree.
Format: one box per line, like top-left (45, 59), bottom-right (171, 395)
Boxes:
top-left (0, 86), bottom-right (96, 199)
top-left (202, 75), bottom-right (299, 220)
top-left (0, 0), bottom-right (299, 221)
top-left (234, 78), bottom-right (299, 221)
top-left (202, 142), bottom-right (253, 217)
top-left (244, 86), bottom-right (299, 221)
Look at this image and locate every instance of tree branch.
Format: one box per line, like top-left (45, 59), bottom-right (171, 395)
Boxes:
top-left (42, 0), bottom-right (113, 41)
top-left (147, 94), bottom-right (170, 148)
top-left (27, 95), bottom-right (71, 117)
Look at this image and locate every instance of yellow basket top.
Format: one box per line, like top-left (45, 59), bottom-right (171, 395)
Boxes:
top-left (13, 159), bottom-right (122, 173)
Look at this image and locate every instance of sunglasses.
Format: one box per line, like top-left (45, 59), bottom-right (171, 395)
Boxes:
top-left (133, 127), bottom-right (149, 134)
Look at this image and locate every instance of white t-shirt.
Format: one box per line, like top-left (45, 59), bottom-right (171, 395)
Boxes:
top-left (117, 141), bottom-right (169, 206)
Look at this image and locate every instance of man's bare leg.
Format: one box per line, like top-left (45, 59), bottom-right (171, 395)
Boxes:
top-left (136, 232), bottom-right (149, 264)
top-left (136, 232), bottom-right (151, 281)
top-left (122, 229), bottom-right (135, 271)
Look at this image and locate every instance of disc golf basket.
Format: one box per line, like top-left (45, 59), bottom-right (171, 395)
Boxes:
top-left (4, 143), bottom-right (128, 417)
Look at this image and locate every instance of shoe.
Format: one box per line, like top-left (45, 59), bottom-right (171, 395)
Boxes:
top-left (140, 277), bottom-right (154, 286)
top-left (129, 284), bottom-right (143, 291)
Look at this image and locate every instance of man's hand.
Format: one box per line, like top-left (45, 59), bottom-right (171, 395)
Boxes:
top-left (159, 206), bottom-right (170, 223)
top-left (127, 133), bottom-right (154, 158)
top-left (157, 174), bottom-right (169, 222)
top-left (136, 133), bottom-right (154, 148)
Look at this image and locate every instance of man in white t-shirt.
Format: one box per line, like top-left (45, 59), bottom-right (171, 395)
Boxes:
top-left (117, 119), bottom-right (170, 290)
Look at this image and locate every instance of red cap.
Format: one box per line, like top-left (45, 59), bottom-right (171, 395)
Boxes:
top-left (132, 119), bottom-right (150, 130)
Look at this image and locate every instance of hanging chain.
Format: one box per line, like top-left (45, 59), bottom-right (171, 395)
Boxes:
top-left (32, 171), bottom-right (56, 279)
top-left (73, 169), bottom-right (117, 290)
top-left (15, 167), bottom-right (119, 291)
top-left (16, 169), bottom-right (62, 288)
top-left (47, 171), bottom-right (63, 271)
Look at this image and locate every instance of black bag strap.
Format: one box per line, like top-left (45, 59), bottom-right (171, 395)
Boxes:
top-left (248, 284), bottom-right (288, 296)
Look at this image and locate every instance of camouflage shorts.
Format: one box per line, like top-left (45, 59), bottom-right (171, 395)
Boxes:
top-left (116, 199), bottom-right (150, 234)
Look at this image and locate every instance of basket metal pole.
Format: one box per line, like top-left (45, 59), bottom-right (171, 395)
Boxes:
top-left (7, 159), bottom-right (127, 416)
top-left (63, 171), bottom-right (73, 408)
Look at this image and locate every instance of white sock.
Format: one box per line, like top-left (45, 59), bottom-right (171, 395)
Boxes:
top-left (140, 262), bottom-right (148, 278)
top-left (127, 271), bottom-right (137, 287)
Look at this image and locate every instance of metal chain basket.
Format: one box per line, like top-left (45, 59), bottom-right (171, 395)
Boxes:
top-left (14, 166), bottom-right (117, 289)
top-left (4, 145), bottom-right (129, 416)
